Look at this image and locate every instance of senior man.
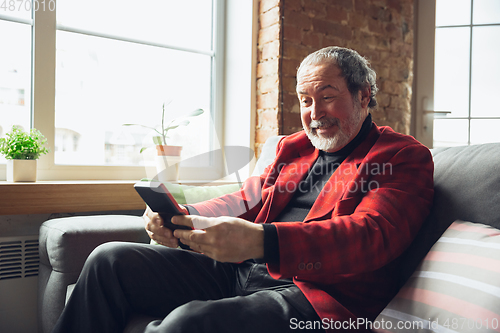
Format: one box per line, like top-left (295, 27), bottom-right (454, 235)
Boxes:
top-left (52, 46), bottom-right (434, 333)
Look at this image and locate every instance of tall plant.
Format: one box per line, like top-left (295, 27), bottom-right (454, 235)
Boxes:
top-left (124, 102), bottom-right (204, 153)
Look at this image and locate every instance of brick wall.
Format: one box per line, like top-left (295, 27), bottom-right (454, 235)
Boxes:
top-left (255, 0), bottom-right (414, 155)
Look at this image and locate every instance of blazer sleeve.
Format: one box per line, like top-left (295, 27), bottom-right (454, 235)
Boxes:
top-left (268, 143), bottom-right (434, 282)
top-left (188, 136), bottom-right (288, 220)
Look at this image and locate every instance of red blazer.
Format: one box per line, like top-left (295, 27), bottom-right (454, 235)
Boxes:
top-left (191, 124), bottom-right (434, 331)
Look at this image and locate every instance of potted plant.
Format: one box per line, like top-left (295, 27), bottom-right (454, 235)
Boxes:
top-left (123, 103), bottom-right (204, 181)
top-left (0, 125), bottom-right (50, 182)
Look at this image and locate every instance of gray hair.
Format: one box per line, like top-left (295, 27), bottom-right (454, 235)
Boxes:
top-left (297, 46), bottom-right (378, 108)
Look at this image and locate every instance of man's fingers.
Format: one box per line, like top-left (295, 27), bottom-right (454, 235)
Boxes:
top-left (171, 215), bottom-right (195, 228)
top-left (142, 207), bottom-right (181, 248)
top-left (173, 229), bottom-right (207, 251)
top-left (174, 228), bottom-right (205, 241)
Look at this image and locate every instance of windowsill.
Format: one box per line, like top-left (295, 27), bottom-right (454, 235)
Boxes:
top-left (0, 179), bottom-right (238, 215)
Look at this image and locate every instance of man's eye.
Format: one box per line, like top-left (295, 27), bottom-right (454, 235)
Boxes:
top-left (324, 96), bottom-right (334, 101)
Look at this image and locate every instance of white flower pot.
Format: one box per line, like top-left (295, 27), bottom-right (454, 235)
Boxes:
top-left (155, 155), bottom-right (182, 182)
top-left (6, 159), bottom-right (37, 182)
top-left (155, 145), bottom-right (182, 182)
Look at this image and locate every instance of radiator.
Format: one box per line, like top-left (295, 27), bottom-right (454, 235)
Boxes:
top-left (0, 235), bottom-right (39, 333)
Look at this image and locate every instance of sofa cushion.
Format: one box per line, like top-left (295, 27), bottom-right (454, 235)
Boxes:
top-left (398, 143), bottom-right (500, 285)
top-left (374, 220), bottom-right (500, 332)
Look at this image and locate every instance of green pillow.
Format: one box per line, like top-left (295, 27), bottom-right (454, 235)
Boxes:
top-left (139, 179), bottom-right (241, 205)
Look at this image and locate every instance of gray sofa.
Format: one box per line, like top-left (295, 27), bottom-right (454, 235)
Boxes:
top-left (38, 140), bottom-right (500, 333)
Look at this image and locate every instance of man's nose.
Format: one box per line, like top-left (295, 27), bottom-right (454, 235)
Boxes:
top-left (310, 102), bottom-right (324, 121)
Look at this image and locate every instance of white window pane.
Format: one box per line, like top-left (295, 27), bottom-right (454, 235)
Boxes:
top-left (55, 31), bottom-right (213, 166)
top-left (433, 119), bottom-right (469, 147)
top-left (0, 20), bottom-right (32, 164)
top-left (471, 26), bottom-right (500, 118)
top-left (473, 0), bottom-right (500, 24)
top-left (436, 0), bottom-right (471, 26)
top-left (57, 0), bottom-right (213, 52)
top-left (0, 1), bottom-right (33, 21)
top-left (434, 27), bottom-right (470, 118)
top-left (470, 119), bottom-right (500, 144)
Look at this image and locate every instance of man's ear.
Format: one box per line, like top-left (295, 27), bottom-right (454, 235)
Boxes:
top-left (359, 87), bottom-right (371, 109)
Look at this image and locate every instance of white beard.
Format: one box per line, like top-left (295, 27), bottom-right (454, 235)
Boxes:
top-left (305, 106), bottom-right (365, 152)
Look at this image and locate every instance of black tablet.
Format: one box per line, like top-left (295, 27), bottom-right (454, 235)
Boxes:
top-left (134, 181), bottom-right (191, 231)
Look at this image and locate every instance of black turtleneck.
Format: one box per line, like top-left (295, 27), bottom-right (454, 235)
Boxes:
top-left (260, 114), bottom-right (373, 264)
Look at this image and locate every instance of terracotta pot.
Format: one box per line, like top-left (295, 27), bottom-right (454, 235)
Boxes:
top-left (7, 159), bottom-right (37, 182)
top-left (155, 145), bottom-right (182, 181)
top-left (156, 145), bottom-right (182, 157)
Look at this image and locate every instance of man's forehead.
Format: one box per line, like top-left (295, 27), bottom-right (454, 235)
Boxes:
top-left (296, 84), bottom-right (340, 95)
top-left (296, 64), bottom-right (345, 94)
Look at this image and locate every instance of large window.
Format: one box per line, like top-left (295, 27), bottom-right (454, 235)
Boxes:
top-left (0, 12), bottom-right (32, 146)
top-left (0, 0), bottom-right (245, 181)
top-left (433, 0), bottom-right (500, 147)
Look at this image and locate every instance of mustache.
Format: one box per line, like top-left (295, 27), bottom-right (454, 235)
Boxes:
top-left (309, 117), bottom-right (339, 129)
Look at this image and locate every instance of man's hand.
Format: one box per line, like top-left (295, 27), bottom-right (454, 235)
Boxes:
top-left (143, 205), bottom-right (191, 248)
top-left (172, 215), bottom-right (264, 263)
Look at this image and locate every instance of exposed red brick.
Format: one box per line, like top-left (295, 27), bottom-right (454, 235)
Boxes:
top-left (255, 0), bottom-right (415, 153)
top-left (389, 66), bottom-right (410, 82)
top-left (303, 0), bottom-right (327, 19)
top-left (312, 19), bottom-right (353, 39)
top-left (259, 24), bottom-right (281, 46)
top-left (285, 0), bottom-right (302, 12)
top-left (326, 6), bottom-right (349, 23)
top-left (257, 74), bottom-right (279, 94)
top-left (260, 40), bottom-right (280, 60)
top-left (282, 93), bottom-right (300, 113)
top-left (376, 92), bottom-right (391, 108)
top-left (260, 6), bottom-right (280, 29)
top-left (282, 41), bottom-right (310, 61)
top-left (367, 17), bottom-right (385, 35)
top-left (376, 66), bottom-right (390, 80)
top-left (257, 108), bottom-right (280, 128)
top-left (283, 24), bottom-right (302, 43)
top-left (385, 22), bottom-right (401, 39)
top-left (349, 13), bottom-right (368, 29)
top-left (335, 0), bottom-right (354, 11)
top-left (257, 91), bottom-right (279, 110)
top-left (281, 76), bottom-right (297, 94)
top-left (283, 9), bottom-right (312, 31)
top-left (322, 35), bottom-right (349, 49)
top-left (302, 31), bottom-right (323, 49)
top-left (387, 0), bottom-right (402, 11)
top-left (282, 58), bottom-right (300, 77)
top-left (401, 0), bottom-right (413, 19)
top-left (259, 0), bottom-right (280, 15)
top-left (354, 0), bottom-right (371, 14)
top-left (282, 112), bottom-right (303, 131)
top-left (257, 58), bottom-right (279, 79)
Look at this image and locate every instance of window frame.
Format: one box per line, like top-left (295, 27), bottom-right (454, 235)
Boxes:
top-left (0, 0), bottom-right (258, 182)
top-left (414, 0), bottom-right (500, 148)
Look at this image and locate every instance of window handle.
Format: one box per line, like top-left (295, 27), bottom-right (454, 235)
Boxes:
top-left (423, 110), bottom-right (452, 115)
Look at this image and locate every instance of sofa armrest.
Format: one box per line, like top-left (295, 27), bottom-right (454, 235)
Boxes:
top-left (38, 215), bottom-right (148, 333)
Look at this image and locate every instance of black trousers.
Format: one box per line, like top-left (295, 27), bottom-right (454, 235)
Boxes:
top-left (51, 242), bottom-right (324, 333)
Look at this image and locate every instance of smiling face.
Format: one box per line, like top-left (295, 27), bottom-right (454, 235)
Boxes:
top-left (296, 63), bottom-right (370, 153)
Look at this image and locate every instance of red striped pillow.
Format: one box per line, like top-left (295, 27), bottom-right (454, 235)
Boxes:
top-left (373, 220), bottom-right (500, 333)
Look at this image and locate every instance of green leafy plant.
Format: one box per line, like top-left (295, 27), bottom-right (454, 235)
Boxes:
top-left (123, 102), bottom-right (204, 153)
top-left (0, 125), bottom-right (50, 160)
